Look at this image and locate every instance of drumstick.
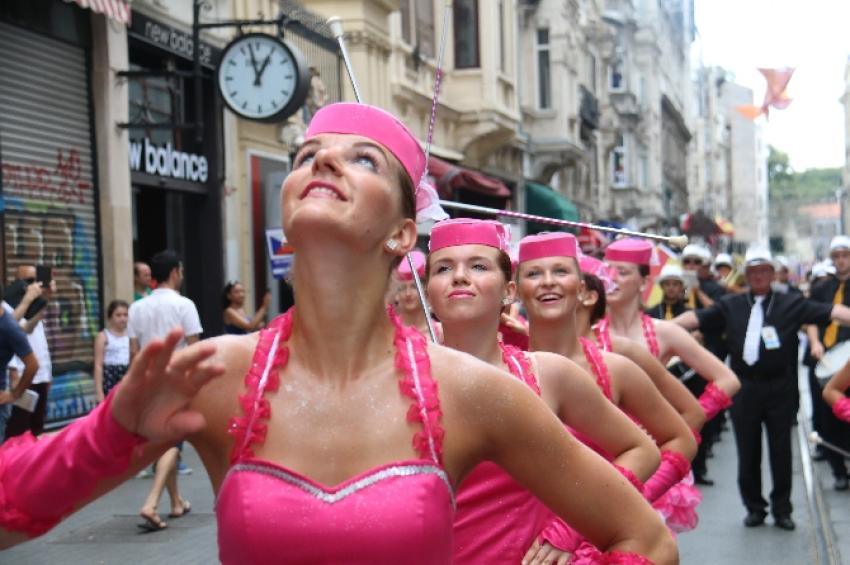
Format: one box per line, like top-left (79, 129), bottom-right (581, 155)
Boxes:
top-left (808, 431), bottom-right (850, 459)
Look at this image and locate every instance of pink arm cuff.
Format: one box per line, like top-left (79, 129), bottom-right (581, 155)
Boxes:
top-left (833, 397), bottom-right (850, 423)
top-left (642, 451), bottom-right (691, 503)
top-left (698, 382), bottom-right (732, 421)
top-left (539, 517), bottom-right (584, 553)
top-left (0, 390), bottom-right (146, 537)
top-left (571, 541), bottom-right (655, 564)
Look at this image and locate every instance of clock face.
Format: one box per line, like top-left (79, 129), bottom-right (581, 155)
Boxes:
top-left (217, 33), bottom-right (309, 122)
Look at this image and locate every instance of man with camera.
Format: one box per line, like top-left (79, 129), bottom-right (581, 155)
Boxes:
top-left (4, 265), bottom-right (55, 438)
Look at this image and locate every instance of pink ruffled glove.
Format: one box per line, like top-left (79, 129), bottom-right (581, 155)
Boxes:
top-left (642, 451), bottom-right (691, 503)
top-left (833, 397), bottom-right (850, 423)
top-left (0, 391), bottom-right (146, 537)
top-left (570, 541), bottom-right (654, 564)
top-left (698, 382), bottom-right (732, 421)
top-left (539, 518), bottom-right (584, 553)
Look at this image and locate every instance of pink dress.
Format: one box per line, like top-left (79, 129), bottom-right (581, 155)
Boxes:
top-left (452, 344), bottom-right (562, 562)
top-left (217, 309), bottom-right (455, 564)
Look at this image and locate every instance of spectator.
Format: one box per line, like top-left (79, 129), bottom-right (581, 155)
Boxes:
top-left (5, 265), bottom-right (54, 439)
top-left (134, 262), bottom-right (153, 302)
top-left (0, 284), bottom-right (38, 443)
top-left (128, 250), bottom-right (202, 531)
top-left (93, 300), bottom-right (130, 403)
top-left (221, 281), bottom-right (269, 335)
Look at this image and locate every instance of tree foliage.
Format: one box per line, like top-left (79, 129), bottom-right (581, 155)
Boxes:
top-left (768, 145), bottom-right (842, 202)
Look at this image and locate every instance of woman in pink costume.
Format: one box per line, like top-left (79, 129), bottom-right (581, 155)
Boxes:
top-left (0, 329), bottom-right (224, 549)
top-left (0, 104), bottom-right (677, 563)
top-left (393, 250), bottom-right (442, 341)
top-left (576, 260), bottom-right (702, 533)
top-left (597, 239), bottom-right (740, 421)
top-left (577, 258), bottom-right (705, 435)
top-left (515, 233), bottom-right (697, 544)
top-left (425, 219), bottom-right (662, 564)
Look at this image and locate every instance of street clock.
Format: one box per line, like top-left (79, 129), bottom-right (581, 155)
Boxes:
top-left (217, 33), bottom-right (310, 122)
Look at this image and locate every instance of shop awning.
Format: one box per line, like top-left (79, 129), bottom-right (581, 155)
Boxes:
top-left (65, 0), bottom-right (131, 25)
top-left (525, 182), bottom-right (579, 234)
top-left (428, 157), bottom-right (511, 199)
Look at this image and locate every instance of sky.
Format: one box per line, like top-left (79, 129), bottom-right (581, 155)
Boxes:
top-left (695, 0), bottom-right (850, 171)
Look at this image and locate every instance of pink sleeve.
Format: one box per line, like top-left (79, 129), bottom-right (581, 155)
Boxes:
top-left (0, 390), bottom-right (146, 537)
top-left (833, 397), bottom-right (850, 423)
top-left (642, 451), bottom-right (690, 503)
top-left (698, 382), bottom-right (732, 421)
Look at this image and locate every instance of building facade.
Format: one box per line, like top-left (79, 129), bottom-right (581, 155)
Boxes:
top-left (517, 0), bottom-right (695, 234)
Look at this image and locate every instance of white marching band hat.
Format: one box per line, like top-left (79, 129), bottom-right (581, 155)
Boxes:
top-left (657, 264), bottom-right (685, 284)
top-left (744, 245), bottom-right (773, 268)
top-left (830, 235), bottom-right (850, 252)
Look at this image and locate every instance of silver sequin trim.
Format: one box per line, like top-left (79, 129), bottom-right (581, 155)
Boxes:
top-left (230, 462), bottom-right (456, 509)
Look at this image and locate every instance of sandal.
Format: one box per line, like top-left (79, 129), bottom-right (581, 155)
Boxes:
top-left (137, 512), bottom-right (168, 532)
top-left (168, 499), bottom-right (192, 519)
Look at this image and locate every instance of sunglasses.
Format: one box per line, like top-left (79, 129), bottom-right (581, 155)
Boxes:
top-left (682, 258), bottom-right (703, 265)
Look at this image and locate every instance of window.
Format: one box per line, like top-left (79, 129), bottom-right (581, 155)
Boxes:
top-left (536, 28), bottom-right (551, 109)
top-left (400, 0), bottom-right (435, 58)
top-left (611, 134), bottom-right (628, 188)
top-left (587, 53), bottom-right (597, 93)
top-left (609, 59), bottom-right (624, 91)
top-left (453, 0), bottom-right (479, 69)
top-left (639, 153), bottom-right (649, 189)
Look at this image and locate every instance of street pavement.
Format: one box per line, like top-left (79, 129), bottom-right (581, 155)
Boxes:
top-left (4, 363), bottom-right (849, 564)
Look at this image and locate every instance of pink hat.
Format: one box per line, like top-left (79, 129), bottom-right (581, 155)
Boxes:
top-left (396, 250), bottom-right (426, 280)
top-left (604, 238), bottom-right (653, 265)
top-left (429, 218), bottom-right (510, 253)
top-left (306, 103), bottom-right (425, 189)
top-left (518, 233), bottom-right (578, 263)
top-left (579, 254), bottom-right (617, 294)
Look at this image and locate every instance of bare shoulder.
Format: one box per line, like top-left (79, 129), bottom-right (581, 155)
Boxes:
top-left (602, 349), bottom-right (642, 376)
top-left (653, 319), bottom-right (688, 342)
top-left (427, 343), bottom-right (547, 430)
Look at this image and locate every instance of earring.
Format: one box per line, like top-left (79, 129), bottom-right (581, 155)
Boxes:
top-left (385, 239), bottom-right (399, 251)
top-left (501, 297), bottom-right (514, 306)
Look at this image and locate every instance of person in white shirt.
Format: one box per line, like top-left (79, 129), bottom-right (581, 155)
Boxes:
top-left (6, 266), bottom-right (54, 438)
top-left (128, 250), bottom-right (202, 531)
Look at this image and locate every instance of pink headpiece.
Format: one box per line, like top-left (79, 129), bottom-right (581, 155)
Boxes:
top-left (518, 233), bottom-right (578, 263)
top-left (306, 103), bottom-right (424, 188)
top-left (604, 238), bottom-right (653, 265)
top-left (305, 102), bottom-right (447, 223)
top-left (396, 250), bottom-right (426, 280)
top-left (579, 254), bottom-right (617, 294)
top-left (429, 218), bottom-right (510, 253)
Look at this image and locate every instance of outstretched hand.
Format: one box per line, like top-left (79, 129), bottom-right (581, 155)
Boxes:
top-left (110, 329), bottom-right (224, 443)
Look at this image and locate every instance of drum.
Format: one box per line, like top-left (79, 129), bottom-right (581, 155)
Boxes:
top-left (814, 340), bottom-right (850, 384)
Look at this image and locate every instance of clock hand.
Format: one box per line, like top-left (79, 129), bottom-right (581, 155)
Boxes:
top-left (248, 43), bottom-right (261, 84)
top-left (256, 54), bottom-right (273, 85)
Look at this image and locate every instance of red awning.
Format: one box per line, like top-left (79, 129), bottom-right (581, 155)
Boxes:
top-left (65, 0), bottom-right (131, 25)
top-left (428, 157), bottom-right (511, 199)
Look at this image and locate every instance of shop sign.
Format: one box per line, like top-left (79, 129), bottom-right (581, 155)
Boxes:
top-left (130, 12), bottom-right (218, 67)
top-left (129, 138), bottom-right (208, 183)
top-left (265, 228), bottom-right (295, 279)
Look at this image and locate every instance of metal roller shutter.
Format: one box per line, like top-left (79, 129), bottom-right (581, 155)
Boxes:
top-left (0, 21), bottom-right (100, 424)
